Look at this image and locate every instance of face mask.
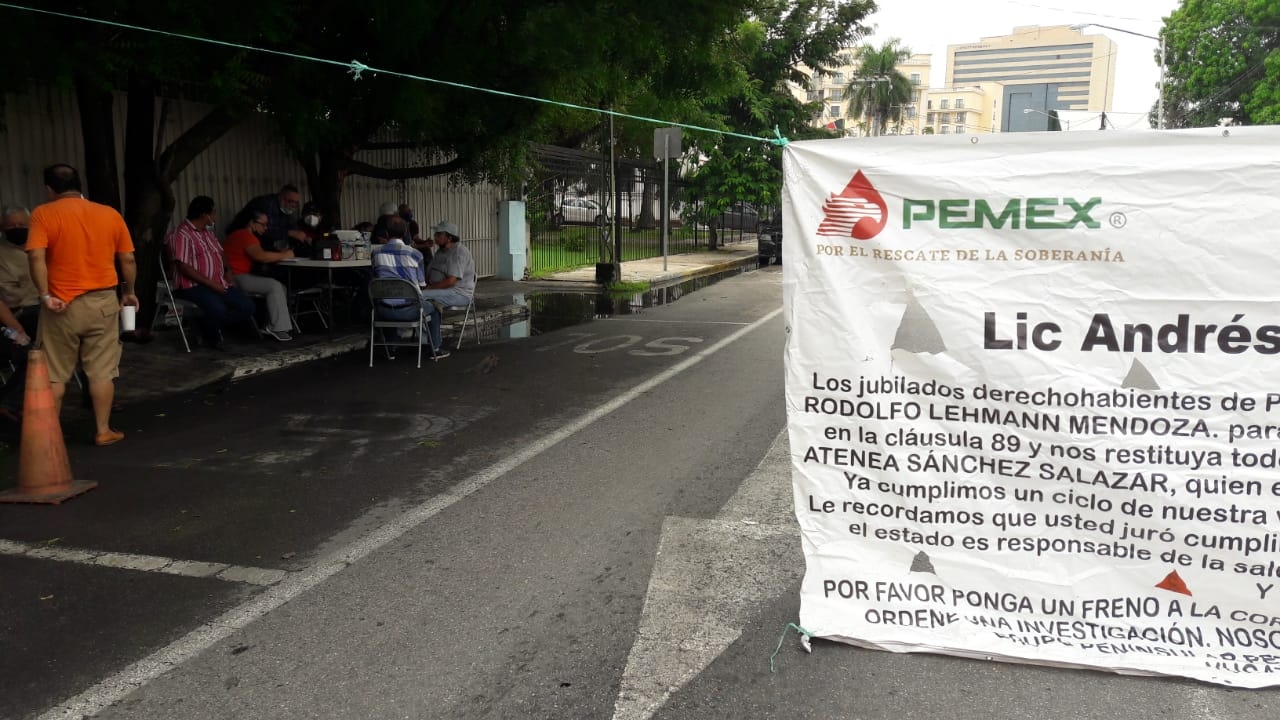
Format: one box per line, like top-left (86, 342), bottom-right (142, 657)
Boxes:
top-left (281, 203), bottom-right (297, 216)
top-left (304, 215), bottom-right (320, 227)
top-left (3, 228), bottom-right (28, 246)
top-left (206, 223), bottom-right (216, 232)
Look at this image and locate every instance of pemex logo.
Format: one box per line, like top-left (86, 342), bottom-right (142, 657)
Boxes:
top-left (816, 170), bottom-right (888, 240)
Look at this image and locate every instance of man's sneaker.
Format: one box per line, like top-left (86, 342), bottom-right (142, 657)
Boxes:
top-left (266, 328), bottom-right (292, 342)
top-left (431, 349), bottom-right (450, 362)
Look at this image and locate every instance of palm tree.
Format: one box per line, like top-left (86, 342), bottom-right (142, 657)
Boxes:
top-left (844, 39), bottom-right (915, 136)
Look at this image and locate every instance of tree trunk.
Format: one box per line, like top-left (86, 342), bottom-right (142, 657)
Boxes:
top-left (636, 175), bottom-right (657, 229)
top-left (73, 75), bottom-right (122, 210)
top-left (121, 73), bottom-right (240, 329)
top-left (308, 147), bottom-right (349, 230)
top-left (122, 79), bottom-right (171, 330)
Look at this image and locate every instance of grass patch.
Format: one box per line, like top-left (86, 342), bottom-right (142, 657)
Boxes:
top-left (607, 281), bottom-right (650, 297)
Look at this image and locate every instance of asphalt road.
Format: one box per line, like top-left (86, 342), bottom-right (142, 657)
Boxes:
top-left (3, 265), bottom-right (1280, 719)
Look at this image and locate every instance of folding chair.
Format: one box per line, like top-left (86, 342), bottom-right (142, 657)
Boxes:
top-left (368, 278), bottom-right (427, 368)
top-left (153, 253), bottom-right (202, 352)
top-left (442, 296), bottom-right (481, 350)
top-left (239, 290), bottom-right (271, 338)
top-left (289, 288), bottom-right (328, 331)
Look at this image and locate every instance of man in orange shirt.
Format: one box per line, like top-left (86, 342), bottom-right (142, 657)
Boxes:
top-left (26, 164), bottom-right (138, 446)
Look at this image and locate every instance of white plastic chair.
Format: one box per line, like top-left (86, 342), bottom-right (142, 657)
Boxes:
top-left (368, 278), bottom-right (427, 368)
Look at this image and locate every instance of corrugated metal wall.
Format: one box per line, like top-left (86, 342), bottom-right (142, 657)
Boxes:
top-left (1, 88), bottom-right (507, 276)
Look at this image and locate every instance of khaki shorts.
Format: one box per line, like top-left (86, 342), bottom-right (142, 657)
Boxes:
top-left (37, 290), bottom-right (122, 384)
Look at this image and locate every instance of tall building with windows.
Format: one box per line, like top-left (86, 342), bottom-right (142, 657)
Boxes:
top-left (945, 25), bottom-right (1117, 131)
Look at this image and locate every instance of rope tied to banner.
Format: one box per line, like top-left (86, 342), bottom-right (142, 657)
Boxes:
top-left (770, 622), bottom-right (813, 672)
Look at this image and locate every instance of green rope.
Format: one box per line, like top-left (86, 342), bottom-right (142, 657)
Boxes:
top-left (770, 622), bottom-right (813, 672)
top-left (0, 2), bottom-right (789, 147)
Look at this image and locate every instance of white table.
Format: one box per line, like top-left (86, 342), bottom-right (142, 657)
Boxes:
top-left (279, 258), bottom-right (371, 329)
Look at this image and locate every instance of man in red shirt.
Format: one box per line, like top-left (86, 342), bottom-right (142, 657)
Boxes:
top-left (26, 164), bottom-right (137, 446)
top-left (165, 196), bottom-right (255, 350)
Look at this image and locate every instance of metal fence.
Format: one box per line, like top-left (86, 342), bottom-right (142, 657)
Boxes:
top-left (0, 87), bottom-right (507, 277)
top-left (525, 146), bottom-right (758, 278)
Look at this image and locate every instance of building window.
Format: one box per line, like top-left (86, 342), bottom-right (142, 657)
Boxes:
top-left (940, 99), bottom-right (950, 110)
top-left (955, 98), bottom-right (965, 109)
top-left (828, 89), bottom-right (843, 101)
top-left (806, 90), bottom-right (818, 102)
top-left (829, 104), bottom-right (841, 117)
top-left (940, 126), bottom-right (950, 134)
top-left (926, 99), bottom-right (933, 110)
top-left (833, 72), bottom-right (845, 85)
top-left (955, 123), bottom-right (965, 133)
top-left (910, 73), bottom-right (921, 85)
top-left (927, 112), bottom-right (936, 123)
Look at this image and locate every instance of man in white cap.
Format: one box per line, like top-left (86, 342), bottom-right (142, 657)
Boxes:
top-left (419, 220), bottom-right (475, 354)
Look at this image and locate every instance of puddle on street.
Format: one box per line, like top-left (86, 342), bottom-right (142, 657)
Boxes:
top-left (523, 264), bottom-right (755, 336)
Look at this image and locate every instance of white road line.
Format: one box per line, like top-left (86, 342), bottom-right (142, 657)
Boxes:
top-left (37, 307), bottom-right (784, 720)
top-left (611, 430), bottom-right (800, 720)
top-left (602, 318), bottom-right (753, 326)
top-left (0, 539), bottom-right (289, 586)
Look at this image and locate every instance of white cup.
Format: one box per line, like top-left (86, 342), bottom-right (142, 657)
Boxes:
top-left (120, 304), bottom-right (137, 332)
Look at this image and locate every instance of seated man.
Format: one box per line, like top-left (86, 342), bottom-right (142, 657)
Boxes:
top-left (0, 207), bottom-right (92, 426)
top-left (295, 201), bottom-right (324, 251)
top-left (369, 216), bottom-right (449, 360)
top-left (419, 220), bottom-right (476, 353)
top-left (166, 196), bottom-right (256, 349)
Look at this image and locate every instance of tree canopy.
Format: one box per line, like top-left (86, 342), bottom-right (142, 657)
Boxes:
top-left (0, 0), bottom-right (874, 242)
top-left (1161, 0), bottom-right (1280, 127)
top-left (676, 0), bottom-right (874, 235)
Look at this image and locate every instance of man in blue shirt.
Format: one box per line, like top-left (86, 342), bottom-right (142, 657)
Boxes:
top-left (369, 217), bottom-right (449, 360)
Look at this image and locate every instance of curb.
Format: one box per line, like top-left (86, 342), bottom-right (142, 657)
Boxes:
top-left (226, 334), bottom-right (370, 381)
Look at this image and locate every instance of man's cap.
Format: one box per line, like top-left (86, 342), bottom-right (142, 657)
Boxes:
top-left (378, 201), bottom-right (399, 216)
top-left (432, 220), bottom-right (460, 238)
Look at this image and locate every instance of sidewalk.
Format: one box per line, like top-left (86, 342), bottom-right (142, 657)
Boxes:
top-left (108, 241), bottom-right (763, 406)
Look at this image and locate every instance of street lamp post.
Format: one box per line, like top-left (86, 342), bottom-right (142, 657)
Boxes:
top-left (1071, 23), bottom-right (1165, 129)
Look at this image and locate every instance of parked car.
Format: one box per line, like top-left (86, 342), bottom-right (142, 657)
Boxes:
top-left (757, 210), bottom-right (782, 264)
top-left (553, 198), bottom-right (605, 227)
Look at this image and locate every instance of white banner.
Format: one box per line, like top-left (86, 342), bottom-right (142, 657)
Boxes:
top-left (784, 128), bottom-right (1280, 687)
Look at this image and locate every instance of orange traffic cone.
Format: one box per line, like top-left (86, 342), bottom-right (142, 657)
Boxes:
top-left (0, 349), bottom-right (96, 504)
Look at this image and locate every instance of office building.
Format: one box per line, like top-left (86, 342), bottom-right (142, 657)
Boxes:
top-left (945, 25), bottom-right (1117, 131)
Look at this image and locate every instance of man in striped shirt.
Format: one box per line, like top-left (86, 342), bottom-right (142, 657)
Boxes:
top-left (369, 216), bottom-right (448, 360)
top-left (165, 196), bottom-right (256, 350)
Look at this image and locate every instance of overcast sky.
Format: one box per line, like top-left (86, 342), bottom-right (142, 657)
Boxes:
top-left (862, 0), bottom-right (1181, 115)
